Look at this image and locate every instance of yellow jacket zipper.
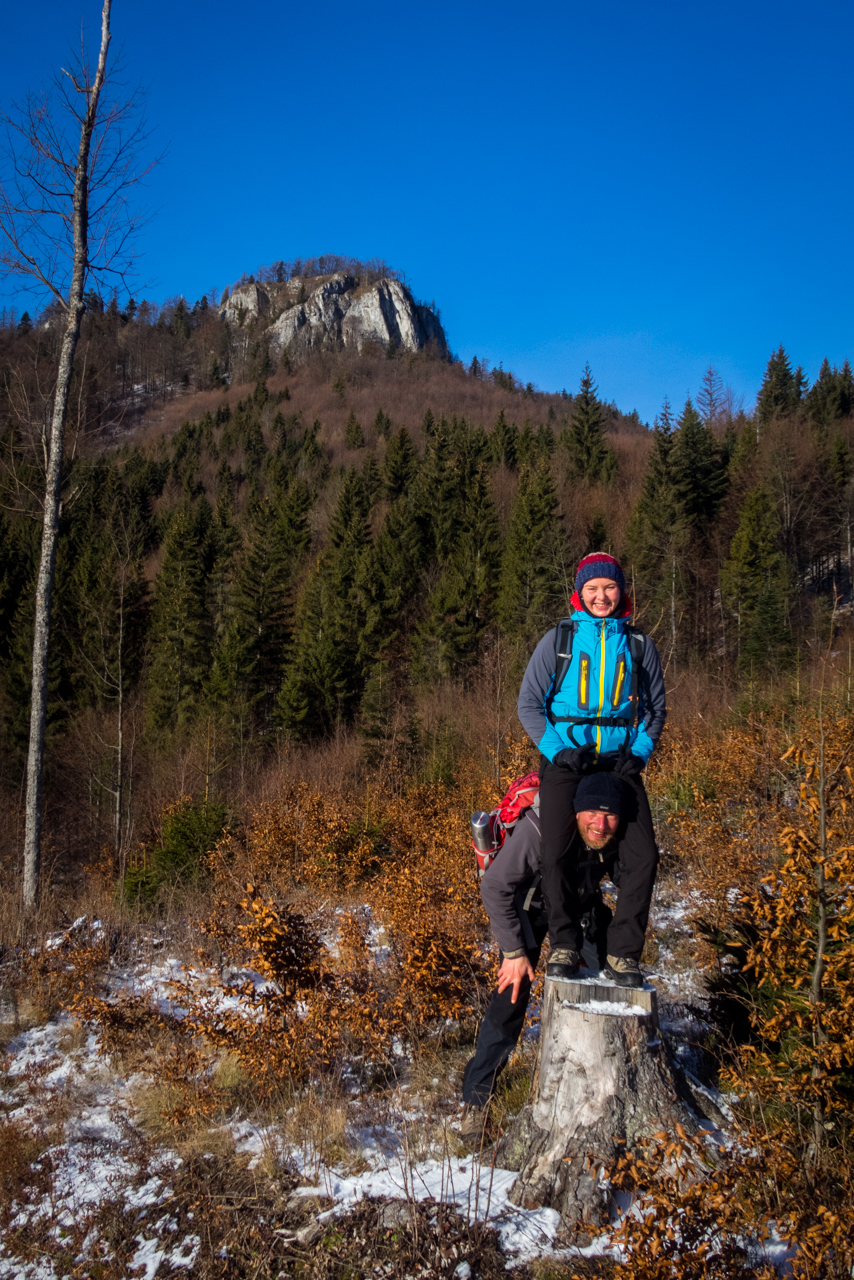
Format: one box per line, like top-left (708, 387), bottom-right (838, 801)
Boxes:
top-left (596, 622), bottom-right (606, 754)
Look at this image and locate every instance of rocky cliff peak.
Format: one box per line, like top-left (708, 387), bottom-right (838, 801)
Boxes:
top-left (219, 273), bottom-right (447, 358)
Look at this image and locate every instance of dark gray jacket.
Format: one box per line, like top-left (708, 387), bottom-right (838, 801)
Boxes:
top-left (480, 810), bottom-right (543, 954)
top-left (480, 809), bottom-right (617, 954)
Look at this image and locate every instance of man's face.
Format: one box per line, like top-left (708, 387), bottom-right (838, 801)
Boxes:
top-left (576, 808), bottom-right (620, 849)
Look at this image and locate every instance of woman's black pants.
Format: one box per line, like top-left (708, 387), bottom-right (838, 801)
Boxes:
top-left (538, 757), bottom-right (658, 960)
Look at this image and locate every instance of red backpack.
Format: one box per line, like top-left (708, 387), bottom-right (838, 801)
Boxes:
top-left (471, 771), bottom-right (540, 878)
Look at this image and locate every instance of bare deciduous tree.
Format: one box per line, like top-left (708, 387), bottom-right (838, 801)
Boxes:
top-left (0, 0), bottom-right (153, 912)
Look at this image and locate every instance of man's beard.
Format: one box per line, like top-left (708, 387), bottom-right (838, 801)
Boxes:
top-left (580, 830), bottom-right (616, 852)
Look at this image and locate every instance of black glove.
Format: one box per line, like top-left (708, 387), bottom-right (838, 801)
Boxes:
top-left (553, 743), bottom-right (595, 773)
top-left (615, 743), bottom-right (645, 777)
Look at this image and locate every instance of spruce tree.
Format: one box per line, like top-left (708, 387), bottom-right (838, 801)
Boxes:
top-left (516, 422), bottom-right (536, 468)
top-left (242, 414), bottom-right (265, 473)
top-left (670, 398), bottom-right (727, 530)
top-left (4, 577), bottom-right (67, 762)
top-left (345, 410), bottom-right (365, 449)
top-left (278, 570), bottom-right (348, 738)
top-left (416, 427), bottom-right (461, 562)
top-left (807, 358), bottom-right (854, 430)
top-left (414, 467), bottom-right (500, 678)
top-left (277, 472), bottom-right (370, 737)
top-left (497, 462), bottom-right (563, 642)
top-left (66, 501), bottom-right (147, 712)
top-left (228, 496), bottom-right (307, 728)
top-left (361, 453), bottom-right (383, 504)
top-left (720, 487), bottom-right (790, 668)
top-left (328, 470), bottom-right (370, 577)
top-left (562, 364), bottom-right (616, 483)
top-left (148, 501), bottom-right (211, 730)
top-left (624, 404), bottom-right (689, 662)
top-left (696, 365), bottom-right (723, 427)
top-left (838, 361), bottom-right (854, 419)
top-left (383, 427), bottom-right (418, 499)
top-left (357, 496), bottom-right (424, 664)
top-left (536, 422), bottom-right (556, 457)
top-left (373, 408), bottom-right (392, 440)
top-left (756, 346), bottom-right (802, 425)
top-left (585, 511), bottom-right (609, 550)
top-left (829, 434), bottom-right (853, 582)
top-left (491, 409), bottom-right (518, 468)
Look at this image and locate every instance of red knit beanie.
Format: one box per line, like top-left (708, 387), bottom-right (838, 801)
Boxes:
top-left (574, 552), bottom-right (626, 595)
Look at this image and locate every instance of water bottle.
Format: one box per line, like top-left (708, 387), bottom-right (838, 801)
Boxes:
top-left (470, 811), bottom-right (495, 852)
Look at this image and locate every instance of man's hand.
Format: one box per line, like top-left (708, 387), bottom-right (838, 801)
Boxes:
top-left (497, 954), bottom-right (535, 1004)
top-left (553, 743), bottom-right (595, 773)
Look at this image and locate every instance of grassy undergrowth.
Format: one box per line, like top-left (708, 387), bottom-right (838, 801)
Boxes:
top-left (2, 705), bottom-right (854, 1276)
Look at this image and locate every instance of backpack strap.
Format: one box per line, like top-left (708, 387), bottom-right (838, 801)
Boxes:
top-left (545, 619), bottom-right (576, 727)
top-left (627, 626), bottom-right (646, 729)
top-left (546, 619), bottom-right (647, 739)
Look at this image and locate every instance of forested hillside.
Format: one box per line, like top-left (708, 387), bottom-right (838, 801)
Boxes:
top-left (0, 264), bottom-right (853, 880)
top-left (3, 265), bottom-right (854, 1275)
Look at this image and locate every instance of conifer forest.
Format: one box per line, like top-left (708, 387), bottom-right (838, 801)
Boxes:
top-left (2, 265), bottom-right (854, 1277)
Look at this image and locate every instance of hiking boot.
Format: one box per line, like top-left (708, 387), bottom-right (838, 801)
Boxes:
top-left (458, 1102), bottom-right (490, 1145)
top-left (546, 946), bottom-right (581, 981)
top-left (604, 954), bottom-right (644, 989)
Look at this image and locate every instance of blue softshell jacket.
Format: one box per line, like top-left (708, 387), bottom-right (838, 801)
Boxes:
top-left (517, 611), bottom-right (667, 765)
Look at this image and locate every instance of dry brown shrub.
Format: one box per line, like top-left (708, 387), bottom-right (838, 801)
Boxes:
top-left (169, 888), bottom-right (399, 1092)
top-left (76, 767), bottom-right (498, 1104)
top-left (0, 1117), bottom-right (50, 1235)
top-left (582, 1125), bottom-right (853, 1280)
top-left (11, 919), bottom-right (110, 1020)
top-left (583, 1132), bottom-right (778, 1280)
top-left (635, 707), bottom-right (854, 1276)
top-left (647, 718), bottom-right (787, 921)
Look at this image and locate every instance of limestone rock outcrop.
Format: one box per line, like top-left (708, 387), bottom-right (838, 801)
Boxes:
top-left (220, 283), bottom-right (270, 325)
top-left (219, 273), bottom-right (447, 358)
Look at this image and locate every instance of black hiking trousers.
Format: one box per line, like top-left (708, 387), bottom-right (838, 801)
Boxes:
top-left (538, 757), bottom-right (659, 960)
top-left (461, 901), bottom-right (610, 1107)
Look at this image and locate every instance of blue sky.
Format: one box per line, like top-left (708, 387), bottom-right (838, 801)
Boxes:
top-left (3, 0), bottom-right (853, 423)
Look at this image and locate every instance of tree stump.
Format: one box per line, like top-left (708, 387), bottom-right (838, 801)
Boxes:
top-left (496, 975), bottom-right (698, 1235)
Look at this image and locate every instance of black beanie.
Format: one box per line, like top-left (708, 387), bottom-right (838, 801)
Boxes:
top-left (574, 772), bottom-right (625, 816)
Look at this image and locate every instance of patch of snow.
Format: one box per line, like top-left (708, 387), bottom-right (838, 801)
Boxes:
top-left (560, 999), bottom-right (649, 1016)
top-left (296, 1155), bottom-right (562, 1261)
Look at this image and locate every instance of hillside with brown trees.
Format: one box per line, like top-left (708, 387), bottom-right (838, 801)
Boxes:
top-left (2, 266), bottom-right (854, 1275)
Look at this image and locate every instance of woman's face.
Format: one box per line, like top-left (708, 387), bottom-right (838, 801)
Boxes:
top-left (580, 577), bottom-right (622, 617)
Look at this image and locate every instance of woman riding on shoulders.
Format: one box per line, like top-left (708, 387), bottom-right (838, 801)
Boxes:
top-left (517, 551), bottom-right (666, 988)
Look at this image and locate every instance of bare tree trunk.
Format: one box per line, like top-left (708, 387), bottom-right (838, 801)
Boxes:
top-left (114, 580), bottom-right (124, 857)
top-left (670, 554), bottom-right (677, 673)
top-left (22, 0), bottom-right (112, 912)
top-left (496, 977), bottom-right (698, 1241)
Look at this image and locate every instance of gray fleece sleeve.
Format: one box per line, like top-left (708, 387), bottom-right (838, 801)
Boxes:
top-left (638, 634), bottom-right (667, 744)
top-left (517, 628), bottom-right (564, 762)
top-left (479, 812), bottom-right (541, 954)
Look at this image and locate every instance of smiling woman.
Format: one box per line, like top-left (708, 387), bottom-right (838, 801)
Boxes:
top-left (516, 552), bottom-right (667, 988)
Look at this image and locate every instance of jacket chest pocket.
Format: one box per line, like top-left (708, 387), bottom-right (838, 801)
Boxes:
top-left (611, 656), bottom-right (627, 708)
top-left (577, 654), bottom-right (591, 710)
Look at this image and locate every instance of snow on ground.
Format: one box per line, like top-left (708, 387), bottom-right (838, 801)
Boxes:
top-left (0, 884), bottom-right (764, 1277)
top-left (0, 942), bottom-right (585, 1276)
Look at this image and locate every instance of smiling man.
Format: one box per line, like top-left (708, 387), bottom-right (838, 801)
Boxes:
top-left (458, 772), bottom-right (624, 1145)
